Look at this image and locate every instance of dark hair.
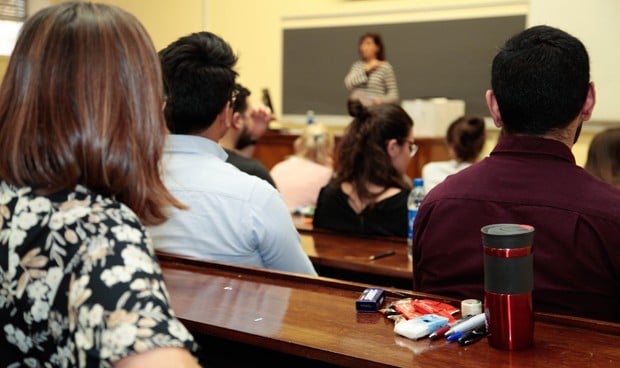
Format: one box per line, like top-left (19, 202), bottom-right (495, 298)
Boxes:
top-left (0, 2), bottom-right (183, 225)
top-left (159, 31), bottom-right (238, 135)
top-left (491, 25), bottom-right (590, 135)
top-left (585, 128), bottom-right (620, 187)
top-left (334, 99), bottom-right (412, 201)
top-left (232, 83), bottom-right (251, 115)
top-left (359, 32), bottom-right (386, 61)
top-left (446, 116), bottom-right (486, 162)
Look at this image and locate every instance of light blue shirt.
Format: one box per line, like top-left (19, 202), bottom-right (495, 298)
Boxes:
top-left (147, 135), bottom-right (317, 276)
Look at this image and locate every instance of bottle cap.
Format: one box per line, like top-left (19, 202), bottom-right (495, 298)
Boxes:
top-left (306, 110), bottom-right (315, 124)
top-left (461, 299), bottom-right (482, 316)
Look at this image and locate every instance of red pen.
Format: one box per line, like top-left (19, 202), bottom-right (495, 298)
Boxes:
top-left (428, 325), bottom-right (450, 340)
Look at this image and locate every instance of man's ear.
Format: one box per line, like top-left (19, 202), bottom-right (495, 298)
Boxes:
top-left (230, 111), bottom-right (242, 129)
top-left (580, 82), bottom-right (596, 122)
top-left (485, 89), bottom-right (503, 128)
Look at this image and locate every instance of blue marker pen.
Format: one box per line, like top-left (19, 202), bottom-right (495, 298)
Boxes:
top-left (446, 331), bottom-right (463, 343)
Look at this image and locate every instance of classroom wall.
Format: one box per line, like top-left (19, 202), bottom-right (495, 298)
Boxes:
top-left (528, 0), bottom-right (620, 124)
top-left (1, 0), bottom-right (202, 85)
top-left (95, 0), bottom-right (204, 51)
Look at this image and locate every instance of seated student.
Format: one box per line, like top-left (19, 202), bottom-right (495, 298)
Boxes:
top-left (147, 31), bottom-right (317, 276)
top-left (412, 25), bottom-right (620, 322)
top-left (220, 83), bottom-right (276, 187)
top-left (422, 116), bottom-right (485, 193)
top-left (0, 3), bottom-right (199, 366)
top-left (584, 127), bottom-right (620, 187)
top-left (270, 122), bottom-right (335, 212)
top-left (313, 100), bottom-right (415, 237)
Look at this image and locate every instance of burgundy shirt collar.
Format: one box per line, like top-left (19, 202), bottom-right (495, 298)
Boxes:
top-left (491, 135), bottom-right (576, 165)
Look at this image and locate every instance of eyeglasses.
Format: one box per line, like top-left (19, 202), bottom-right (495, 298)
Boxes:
top-left (229, 86), bottom-right (240, 109)
top-left (404, 139), bottom-right (418, 157)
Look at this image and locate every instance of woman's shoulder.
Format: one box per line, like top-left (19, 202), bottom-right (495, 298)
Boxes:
top-left (374, 187), bottom-right (408, 205)
top-left (319, 181), bottom-right (343, 197)
top-left (380, 61), bottom-right (395, 69)
top-left (372, 187), bottom-right (404, 203)
top-left (271, 156), bottom-right (326, 175)
top-left (423, 160), bottom-right (468, 175)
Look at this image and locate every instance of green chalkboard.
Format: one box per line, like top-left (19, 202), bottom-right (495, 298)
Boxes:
top-left (283, 15), bottom-right (525, 117)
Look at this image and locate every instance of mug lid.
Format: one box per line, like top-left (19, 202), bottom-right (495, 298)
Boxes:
top-left (481, 223), bottom-right (534, 248)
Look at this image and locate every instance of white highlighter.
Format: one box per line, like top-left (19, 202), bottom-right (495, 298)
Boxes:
top-left (444, 313), bottom-right (486, 336)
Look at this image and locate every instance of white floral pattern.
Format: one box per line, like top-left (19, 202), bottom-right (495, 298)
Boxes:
top-left (0, 182), bottom-right (197, 367)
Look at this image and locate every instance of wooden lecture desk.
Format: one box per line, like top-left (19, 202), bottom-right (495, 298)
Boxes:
top-left (296, 225), bottom-right (412, 289)
top-left (158, 253), bottom-right (620, 368)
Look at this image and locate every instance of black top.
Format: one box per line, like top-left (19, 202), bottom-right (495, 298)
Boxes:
top-left (225, 149), bottom-right (276, 188)
top-left (313, 183), bottom-right (408, 238)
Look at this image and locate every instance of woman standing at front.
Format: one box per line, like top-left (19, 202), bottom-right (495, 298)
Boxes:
top-left (344, 32), bottom-right (399, 106)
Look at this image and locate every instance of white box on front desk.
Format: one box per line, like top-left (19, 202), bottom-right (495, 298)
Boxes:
top-left (401, 98), bottom-right (465, 138)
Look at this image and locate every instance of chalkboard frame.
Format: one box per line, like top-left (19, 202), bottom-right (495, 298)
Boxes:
top-left (282, 15), bottom-right (526, 117)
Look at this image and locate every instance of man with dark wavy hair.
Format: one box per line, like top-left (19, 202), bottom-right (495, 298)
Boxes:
top-left (413, 25), bottom-right (620, 322)
top-left (148, 32), bottom-right (316, 276)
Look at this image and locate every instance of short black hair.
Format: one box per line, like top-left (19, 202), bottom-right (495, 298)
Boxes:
top-left (159, 31), bottom-right (238, 134)
top-left (232, 83), bottom-right (251, 115)
top-left (491, 25), bottom-right (590, 135)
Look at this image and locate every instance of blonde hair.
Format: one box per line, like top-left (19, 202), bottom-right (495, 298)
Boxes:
top-left (294, 123), bottom-right (334, 166)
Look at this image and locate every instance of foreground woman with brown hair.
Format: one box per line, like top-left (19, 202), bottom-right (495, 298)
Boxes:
top-left (0, 2), bottom-right (200, 367)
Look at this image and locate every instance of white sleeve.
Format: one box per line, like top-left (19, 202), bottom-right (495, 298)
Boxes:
top-left (251, 188), bottom-right (318, 276)
top-left (422, 162), bottom-right (446, 193)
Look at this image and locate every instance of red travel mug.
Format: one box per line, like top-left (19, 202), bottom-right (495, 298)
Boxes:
top-left (481, 223), bottom-right (534, 350)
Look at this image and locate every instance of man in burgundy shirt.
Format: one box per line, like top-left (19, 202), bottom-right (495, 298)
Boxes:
top-left (412, 25), bottom-right (620, 322)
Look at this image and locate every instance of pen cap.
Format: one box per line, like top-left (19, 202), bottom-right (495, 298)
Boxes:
top-left (481, 223), bottom-right (534, 351)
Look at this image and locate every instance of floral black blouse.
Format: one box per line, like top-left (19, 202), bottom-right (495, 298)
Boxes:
top-left (0, 182), bottom-right (197, 367)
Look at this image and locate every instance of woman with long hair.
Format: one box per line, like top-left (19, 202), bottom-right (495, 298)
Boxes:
top-left (313, 100), bottom-right (415, 237)
top-left (0, 3), bottom-right (199, 366)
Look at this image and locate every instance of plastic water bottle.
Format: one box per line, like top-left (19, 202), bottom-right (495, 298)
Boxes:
top-left (407, 178), bottom-right (425, 261)
top-left (306, 110), bottom-right (315, 125)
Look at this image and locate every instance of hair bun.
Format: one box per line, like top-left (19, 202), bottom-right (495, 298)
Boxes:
top-left (347, 98), bottom-right (369, 120)
top-left (467, 116), bottom-right (485, 132)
